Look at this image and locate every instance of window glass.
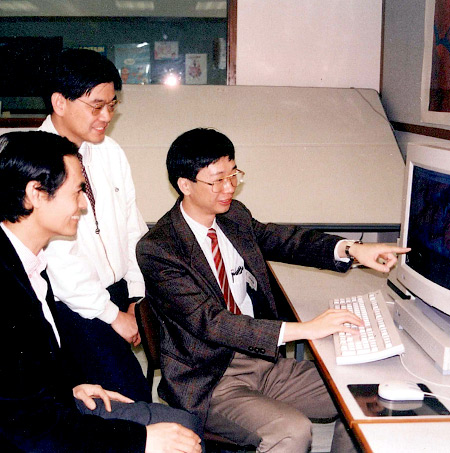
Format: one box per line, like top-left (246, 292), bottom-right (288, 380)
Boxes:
top-left (0, 0), bottom-right (228, 114)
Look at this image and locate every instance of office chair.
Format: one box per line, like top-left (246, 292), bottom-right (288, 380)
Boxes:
top-left (135, 298), bottom-right (254, 452)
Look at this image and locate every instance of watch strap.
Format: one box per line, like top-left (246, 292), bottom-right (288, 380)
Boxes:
top-left (345, 240), bottom-right (363, 259)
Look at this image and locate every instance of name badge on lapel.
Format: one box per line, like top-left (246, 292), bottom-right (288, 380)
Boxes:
top-left (245, 269), bottom-right (258, 291)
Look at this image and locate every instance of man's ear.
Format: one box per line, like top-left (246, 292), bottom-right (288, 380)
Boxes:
top-left (177, 177), bottom-right (192, 197)
top-left (24, 181), bottom-right (47, 210)
top-left (51, 92), bottom-right (67, 116)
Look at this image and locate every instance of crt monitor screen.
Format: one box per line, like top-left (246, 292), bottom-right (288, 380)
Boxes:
top-left (406, 166), bottom-right (450, 291)
top-left (398, 144), bottom-right (450, 316)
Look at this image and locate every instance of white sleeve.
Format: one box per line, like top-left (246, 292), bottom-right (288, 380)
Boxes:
top-left (44, 236), bottom-right (119, 323)
top-left (278, 322), bottom-right (286, 346)
top-left (334, 239), bottom-right (351, 262)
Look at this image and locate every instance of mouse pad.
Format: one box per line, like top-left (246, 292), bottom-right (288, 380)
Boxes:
top-left (347, 384), bottom-right (450, 417)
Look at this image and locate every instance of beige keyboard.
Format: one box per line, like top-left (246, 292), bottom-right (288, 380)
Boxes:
top-left (329, 290), bottom-right (405, 365)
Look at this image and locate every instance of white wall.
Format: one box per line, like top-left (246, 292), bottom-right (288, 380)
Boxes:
top-left (381, 0), bottom-right (428, 126)
top-left (236, 0), bottom-right (383, 90)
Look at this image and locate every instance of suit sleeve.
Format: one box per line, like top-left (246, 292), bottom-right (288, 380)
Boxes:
top-left (0, 398), bottom-right (147, 453)
top-left (244, 206), bottom-right (351, 273)
top-left (0, 268), bottom-right (147, 453)
top-left (0, 336), bottom-right (148, 453)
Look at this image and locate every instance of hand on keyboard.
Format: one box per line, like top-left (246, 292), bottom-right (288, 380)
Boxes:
top-left (289, 307), bottom-right (364, 341)
top-left (329, 290), bottom-right (405, 365)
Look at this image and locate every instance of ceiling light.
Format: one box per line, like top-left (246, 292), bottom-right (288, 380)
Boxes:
top-left (195, 1), bottom-right (227, 11)
top-left (115, 1), bottom-right (155, 11)
top-left (0, 1), bottom-right (38, 12)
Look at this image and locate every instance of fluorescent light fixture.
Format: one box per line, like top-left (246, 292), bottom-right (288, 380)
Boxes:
top-left (115, 1), bottom-right (155, 11)
top-left (195, 1), bottom-right (227, 11)
top-left (0, 1), bottom-right (38, 12)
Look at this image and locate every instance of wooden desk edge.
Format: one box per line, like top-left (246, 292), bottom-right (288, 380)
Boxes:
top-left (354, 416), bottom-right (450, 424)
top-left (352, 424), bottom-right (374, 453)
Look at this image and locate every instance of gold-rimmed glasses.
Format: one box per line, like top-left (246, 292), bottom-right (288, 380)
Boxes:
top-left (195, 169), bottom-right (245, 193)
top-left (76, 98), bottom-right (120, 116)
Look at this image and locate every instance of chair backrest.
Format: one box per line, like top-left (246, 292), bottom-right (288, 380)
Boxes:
top-left (135, 297), bottom-right (161, 386)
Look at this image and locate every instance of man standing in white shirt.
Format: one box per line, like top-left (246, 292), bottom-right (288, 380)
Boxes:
top-left (39, 49), bottom-right (151, 402)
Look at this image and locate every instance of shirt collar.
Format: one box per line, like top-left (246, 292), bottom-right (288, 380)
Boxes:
top-left (1, 223), bottom-right (47, 278)
top-left (180, 201), bottom-right (218, 244)
top-left (78, 141), bottom-right (92, 164)
top-left (47, 115), bottom-right (92, 164)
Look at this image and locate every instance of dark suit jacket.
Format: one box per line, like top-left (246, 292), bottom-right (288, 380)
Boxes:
top-left (137, 199), bottom-right (351, 424)
top-left (0, 228), bottom-right (146, 452)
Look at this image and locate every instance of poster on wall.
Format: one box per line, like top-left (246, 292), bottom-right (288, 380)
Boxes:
top-left (154, 41), bottom-right (179, 60)
top-left (114, 43), bottom-right (151, 84)
top-left (421, 0), bottom-right (450, 124)
top-left (185, 53), bottom-right (207, 85)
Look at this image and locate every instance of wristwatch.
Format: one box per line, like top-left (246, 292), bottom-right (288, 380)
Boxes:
top-left (345, 240), bottom-right (363, 260)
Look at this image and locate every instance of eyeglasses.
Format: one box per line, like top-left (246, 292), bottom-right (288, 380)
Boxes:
top-left (195, 169), bottom-right (245, 193)
top-left (76, 98), bottom-right (120, 116)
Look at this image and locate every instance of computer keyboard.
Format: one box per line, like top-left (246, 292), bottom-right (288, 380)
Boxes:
top-left (329, 290), bottom-right (405, 365)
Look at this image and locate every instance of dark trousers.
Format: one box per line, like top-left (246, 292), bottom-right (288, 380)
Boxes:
top-left (55, 279), bottom-right (153, 403)
top-left (76, 398), bottom-right (203, 436)
top-left (77, 398), bottom-right (205, 452)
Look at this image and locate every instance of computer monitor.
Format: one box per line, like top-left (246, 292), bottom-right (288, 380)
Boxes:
top-left (397, 143), bottom-right (450, 318)
top-left (394, 143), bottom-right (450, 373)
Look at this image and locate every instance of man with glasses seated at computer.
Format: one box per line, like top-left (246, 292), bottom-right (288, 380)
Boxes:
top-left (39, 49), bottom-right (152, 403)
top-left (137, 128), bottom-right (410, 453)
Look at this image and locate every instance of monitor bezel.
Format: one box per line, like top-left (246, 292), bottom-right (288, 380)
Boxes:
top-left (397, 143), bottom-right (450, 316)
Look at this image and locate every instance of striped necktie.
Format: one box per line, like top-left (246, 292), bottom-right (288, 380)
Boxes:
top-left (207, 228), bottom-right (241, 315)
top-left (77, 152), bottom-right (100, 234)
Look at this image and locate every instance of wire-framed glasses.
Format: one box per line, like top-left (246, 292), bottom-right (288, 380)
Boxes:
top-left (195, 169), bottom-right (245, 193)
top-left (76, 98), bottom-right (120, 116)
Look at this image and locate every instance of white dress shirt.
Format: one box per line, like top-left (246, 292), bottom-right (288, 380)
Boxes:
top-left (180, 202), bottom-right (254, 316)
top-left (180, 202), bottom-right (350, 346)
top-left (180, 202), bottom-right (289, 344)
top-left (39, 115), bottom-right (148, 323)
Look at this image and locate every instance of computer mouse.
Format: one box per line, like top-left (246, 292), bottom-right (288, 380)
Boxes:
top-left (378, 380), bottom-right (424, 401)
top-left (378, 398), bottom-right (424, 411)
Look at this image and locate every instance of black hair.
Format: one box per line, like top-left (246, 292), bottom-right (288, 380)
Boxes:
top-left (44, 49), bottom-right (122, 111)
top-left (166, 128), bottom-right (235, 196)
top-left (0, 131), bottom-right (79, 222)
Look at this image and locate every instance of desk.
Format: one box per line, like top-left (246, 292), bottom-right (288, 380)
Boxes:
top-left (353, 422), bottom-right (450, 453)
top-left (268, 262), bottom-right (450, 452)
